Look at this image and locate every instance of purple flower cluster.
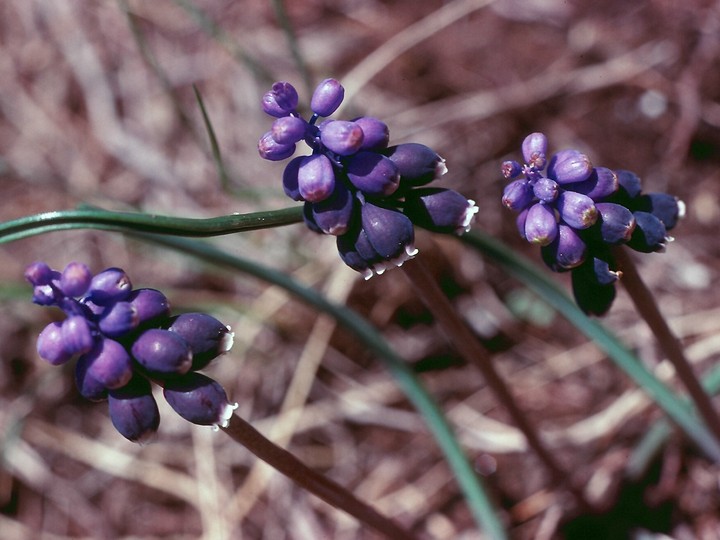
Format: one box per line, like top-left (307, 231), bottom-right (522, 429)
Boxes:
top-left (259, 79), bottom-right (479, 279)
top-left (26, 262), bottom-right (237, 443)
top-left (502, 133), bottom-right (684, 315)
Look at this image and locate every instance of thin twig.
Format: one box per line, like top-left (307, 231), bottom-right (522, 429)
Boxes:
top-left (401, 257), bottom-right (594, 512)
top-left (222, 414), bottom-right (418, 540)
top-left (613, 246), bottom-right (720, 445)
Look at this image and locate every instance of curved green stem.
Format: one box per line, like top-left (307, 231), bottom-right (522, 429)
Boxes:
top-left (0, 206), bottom-right (304, 244)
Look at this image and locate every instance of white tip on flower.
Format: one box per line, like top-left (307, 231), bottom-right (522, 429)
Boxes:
top-left (677, 199), bottom-right (686, 220)
top-left (215, 401), bottom-right (239, 430)
top-left (220, 327), bottom-right (235, 354)
top-left (458, 199), bottom-right (480, 234)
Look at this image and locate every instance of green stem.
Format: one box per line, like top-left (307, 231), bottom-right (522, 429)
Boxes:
top-left (223, 414), bottom-right (417, 540)
top-left (612, 246), bottom-right (720, 445)
top-left (401, 258), bottom-right (593, 512)
top-left (0, 206), bottom-right (304, 243)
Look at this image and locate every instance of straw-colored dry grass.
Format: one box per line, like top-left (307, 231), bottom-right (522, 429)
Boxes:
top-left (1, 0), bottom-right (720, 538)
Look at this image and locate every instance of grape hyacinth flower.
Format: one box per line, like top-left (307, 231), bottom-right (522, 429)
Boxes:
top-left (259, 78), bottom-right (479, 278)
top-left (26, 262), bottom-right (237, 442)
top-left (502, 133), bottom-right (684, 315)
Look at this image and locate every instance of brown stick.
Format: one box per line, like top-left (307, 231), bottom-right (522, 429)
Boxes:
top-left (223, 414), bottom-right (418, 540)
top-left (613, 246), bottom-right (720, 444)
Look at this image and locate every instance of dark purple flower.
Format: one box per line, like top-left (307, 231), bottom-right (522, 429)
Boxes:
top-left (524, 203), bottom-right (558, 246)
top-left (360, 201), bottom-right (416, 262)
top-left (502, 180), bottom-right (534, 211)
top-left (258, 131), bottom-right (296, 161)
top-left (627, 211), bottom-right (668, 253)
top-left (566, 167), bottom-right (618, 201)
top-left (128, 288), bottom-right (171, 325)
top-left (556, 191), bottom-right (598, 229)
top-left (345, 152), bottom-right (400, 197)
top-left (353, 117), bottom-right (390, 151)
top-left (319, 120), bottom-right (364, 156)
top-left (61, 315), bottom-right (95, 355)
top-left (37, 322), bottom-right (73, 365)
top-left (168, 313), bottom-right (234, 371)
top-left (163, 372), bottom-right (236, 428)
top-left (88, 268), bottom-right (132, 306)
top-left (310, 78), bottom-right (345, 117)
top-left (633, 193), bottom-right (684, 230)
top-left (403, 188), bottom-right (478, 234)
top-left (547, 149), bottom-right (593, 184)
top-left (108, 375), bottom-right (160, 443)
top-left (271, 115), bottom-right (307, 145)
top-left (59, 262), bottom-right (92, 297)
top-left (593, 202), bottom-right (636, 244)
top-left (262, 81), bottom-right (299, 117)
top-left (99, 301), bottom-right (139, 338)
top-left (521, 132), bottom-right (548, 169)
top-left (309, 181), bottom-right (355, 236)
top-left (298, 154), bottom-right (336, 202)
top-left (382, 143), bottom-right (447, 187)
top-left (131, 329), bottom-right (193, 376)
top-left (80, 338), bottom-right (134, 390)
top-left (541, 224), bottom-right (587, 271)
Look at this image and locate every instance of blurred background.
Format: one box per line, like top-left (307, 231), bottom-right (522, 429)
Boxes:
top-left (1, 0), bottom-right (719, 538)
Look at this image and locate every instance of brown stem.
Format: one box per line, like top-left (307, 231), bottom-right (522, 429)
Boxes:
top-left (223, 414), bottom-right (418, 540)
top-left (401, 258), bottom-right (593, 512)
top-left (613, 246), bottom-right (720, 443)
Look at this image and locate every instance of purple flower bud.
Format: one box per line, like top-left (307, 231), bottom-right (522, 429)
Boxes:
top-left (271, 116), bottom-right (307, 145)
top-left (521, 132), bottom-right (548, 169)
top-left (258, 131), bottom-right (296, 161)
top-left (524, 203), bottom-right (558, 246)
top-left (502, 180), bottom-right (534, 211)
top-left (89, 268), bottom-right (132, 306)
top-left (353, 116), bottom-right (390, 151)
top-left (382, 143), bottom-right (447, 186)
top-left (557, 191), bottom-right (598, 229)
top-left (627, 211), bottom-right (668, 253)
top-left (168, 312), bottom-right (234, 371)
top-left (590, 256), bottom-right (621, 286)
top-left (297, 153), bottom-right (336, 202)
top-left (345, 152), bottom-right (400, 197)
top-left (128, 288), bottom-right (171, 325)
top-left (566, 167), bottom-right (618, 201)
top-left (616, 169), bottom-right (642, 199)
top-left (282, 156), bottom-right (304, 201)
top-left (261, 81), bottom-right (299, 117)
top-left (516, 207), bottom-right (529, 240)
top-left (310, 181), bottom-right (355, 236)
top-left (108, 375), bottom-right (160, 443)
top-left (634, 193), bottom-right (684, 230)
top-left (99, 301), bottom-right (139, 338)
top-left (132, 329), bottom-right (193, 375)
top-left (310, 78), bottom-right (345, 117)
top-left (59, 262), bottom-right (92, 297)
top-left (302, 202), bottom-right (325, 234)
top-left (319, 120), bottom-right (364, 156)
top-left (336, 229), bottom-right (374, 280)
top-left (533, 177), bottom-right (559, 203)
top-left (502, 160), bottom-right (523, 179)
top-left (75, 355), bottom-right (108, 401)
top-left (547, 149), bottom-right (593, 184)
top-left (571, 265), bottom-right (616, 316)
top-left (360, 202), bottom-right (416, 264)
top-left (81, 338), bottom-right (133, 390)
top-left (61, 315), bottom-right (95, 355)
top-left (163, 372), bottom-right (236, 427)
top-left (593, 202), bottom-right (636, 244)
top-left (541, 224), bottom-right (587, 271)
top-left (25, 262), bottom-right (56, 286)
top-left (403, 188), bottom-right (478, 234)
top-left (37, 322), bottom-right (73, 365)
top-left (32, 285), bottom-right (57, 306)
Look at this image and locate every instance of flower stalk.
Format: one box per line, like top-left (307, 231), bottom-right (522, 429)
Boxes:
top-left (612, 246), bottom-right (720, 445)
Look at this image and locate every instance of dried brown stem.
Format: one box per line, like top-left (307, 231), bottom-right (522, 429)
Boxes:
top-left (223, 414), bottom-right (417, 540)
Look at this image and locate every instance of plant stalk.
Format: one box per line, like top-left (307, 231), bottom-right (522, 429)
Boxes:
top-left (223, 414), bottom-right (417, 540)
top-left (612, 246), bottom-right (720, 444)
top-left (401, 257), bottom-right (593, 512)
